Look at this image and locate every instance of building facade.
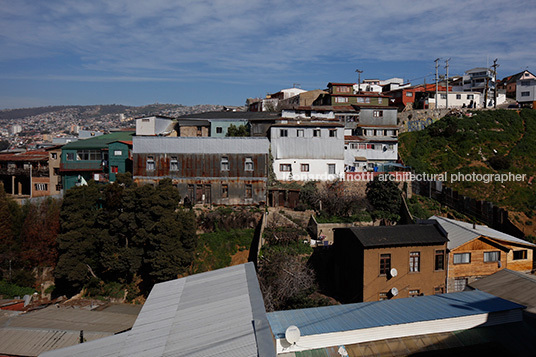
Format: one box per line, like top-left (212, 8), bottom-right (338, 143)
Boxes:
top-left (0, 151), bottom-right (53, 198)
top-left (332, 224), bottom-right (448, 303)
top-left (132, 137), bottom-right (269, 205)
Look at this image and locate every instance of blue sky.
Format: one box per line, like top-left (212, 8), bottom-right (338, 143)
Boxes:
top-left (1, 0), bottom-right (535, 109)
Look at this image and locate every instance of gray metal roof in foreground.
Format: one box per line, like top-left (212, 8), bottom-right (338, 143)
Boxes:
top-left (267, 290), bottom-right (524, 339)
top-left (429, 215), bottom-right (536, 250)
top-left (133, 136), bottom-right (270, 155)
top-left (40, 263), bottom-right (275, 357)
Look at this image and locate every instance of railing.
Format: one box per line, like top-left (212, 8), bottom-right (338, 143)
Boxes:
top-left (60, 161), bottom-right (103, 171)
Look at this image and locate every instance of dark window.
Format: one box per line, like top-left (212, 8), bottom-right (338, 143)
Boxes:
top-left (280, 164), bottom-right (291, 172)
top-left (484, 251), bottom-right (500, 262)
top-left (245, 184), bottom-right (252, 199)
top-left (301, 164), bottom-right (309, 172)
top-left (221, 157), bottom-right (229, 171)
top-left (521, 91), bottom-right (530, 97)
top-left (456, 94), bottom-right (461, 99)
top-left (216, 127), bottom-right (223, 134)
top-left (297, 129), bottom-right (304, 137)
top-left (380, 254), bottom-right (391, 275)
top-left (328, 164), bottom-right (336, 175)
top-left (51, 153), bottom-right (57, 159)
top-left (435, 250), bottom-right (445, 270)
top-left (453, 253), bottom-right (471, 264)
top-left (66, 152), bottom-right (75, 161)
top-left (245, 158), bottom-right (254, 171)
top-left (313, 129), bottom-right (321, 137)
top-left (434, 286), bottom-right (444, 295)
top-left (170, 157), bottom-right (179, 171)
top-left (329, 129), bottom-right (337, 137)
top-left (409, 252), bottom-right (420, 272)
top-left (379, 292), bottom-right (388, 301)
top-left (221, 184), bottom-right (228, 198)
top-left (373, 110), bottom-right (383, 117)
top-left (513, 250), bottom-right (527, 260)
top-left (280, 129), bottom-right (288, 137)
top-left (146, 156), bottom-right (155, 171)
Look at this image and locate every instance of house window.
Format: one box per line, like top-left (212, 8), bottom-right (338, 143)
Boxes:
top-left (196, 126), bottom-right (203, 136)
top-left (453, 252), bottom-right (471, 264)
top-left (380, 253), bottom-right (391, 275)
top-left (221, 157), bottom-right (229, 171)
top-left (359, 143), bottom-right (366, 150)
top-left (484, 251), bottom-right (500, 262)
top-left (34, 183), bottom-right (48, 191)
top-left (216, 127), bottom-right (223, 134)
top-left (280, 129), bottom-right (288, 137)
top-left (357, 97), bottom-right (364, 103)
top-left (521, 91), bottom-right (530, 97)
top-left (336, 86), bottom-right (350, 93)
top-left (280, 164), bottom-right (292, 172)
top-left (245, 157), bottom-right (254, 171)
top-left (66, 153), bottom-right (75, 161)
top-left (313, 129), bottom-right (321, 137)
top-left (335, 97), bottom-right (349, 103)
top-left (467, 94), bottom-right (474, 100)
top-left (297, 129), bottom-right (304, 137)
top-left (301, 164), bottom-right (309, 172)
top-left (329, 129), bottom-right (337, 137)
top-left (350, 143), bottom-right (358, 149)
top-left (221, 184), bottom-right (228, 198)
top-left (409, 290), bottom-right (420, 297)
top-left (409, 252), bottom-right (420, 272)
top-left (114, 150), bottom-right (122, 156)
top-left (170, 156), bottom-right (179, 171)
top-left (379, 292), bottom-right (388, 301)
top-left (434, 286), bottom-right (444, 295)
top-left (406, 92), bottom-right (413, 97)
top-left (513, 250), bottom-right (528, 260)
top-left (51, 153), bottom-right (57, 159)
top-left (373, 110), bottom-right (383, 117)
top-left (454, 278), bottom-right (468, 292)
top-left (146, 156), bottom-right (155, 171)
top-left (440, 94), bottom-right (447, 99)
top-left (245, 184), bottom-right (252, 199)
top-left (456, 94), bottom-right (461, 99)
top-left (435, 250), bottom-right (445, 270)
top-left (328, 164), bottom-right (336, 175)
top-left (378, 97), bottom-right (383, 104)
top-left (521, 80), bottom-right (531, 86)
top-left (111, 166), bottom-right (118, 173)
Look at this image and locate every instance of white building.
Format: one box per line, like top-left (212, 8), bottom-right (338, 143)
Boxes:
top-left (270, 121), bottom-right (345, 181)
top-left (135, 115), bottom-right (176, 136)
top-left (429, 91), bottom-right (482, 109)
top-left (517, 77), bottom-right (536, 106)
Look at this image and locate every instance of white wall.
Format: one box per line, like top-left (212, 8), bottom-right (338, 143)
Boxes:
top-left (429, 92), bottom-right (481, 108)
top-left (274, 158), bottom-right (344, 181)
top-left (344, 143), bottom-right (398, 167)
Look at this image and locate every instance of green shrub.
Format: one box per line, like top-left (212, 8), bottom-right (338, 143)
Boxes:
top-left (0, 280), bottom-right (35, 298)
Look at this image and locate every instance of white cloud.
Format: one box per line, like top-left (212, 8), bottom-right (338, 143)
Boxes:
top-left (0, 0), bottom-right (535, 81)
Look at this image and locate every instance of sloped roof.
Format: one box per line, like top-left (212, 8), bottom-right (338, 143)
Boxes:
top-left (62, 131), bottom-right (135, 150)
top-left (40, 263), bottom-right (274, 357)
top-left (133, 137), bottom-right (270, 155)
top-left (267, 290), bottom-right (523, 339)
top-left (469, 269), bottom-right (536, 312)
top-left (336, 224), bottom-right (448, 248)
top-left (0, 150), bottom-right (49, 161)
top-left (429, 216), bottom-right (536, 250)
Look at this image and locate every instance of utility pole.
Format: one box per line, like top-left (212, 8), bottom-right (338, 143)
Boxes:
top-left (491, 59), bottom-right (499, 108)
top-left (355, 69), bottom-right (363, 92)
top-left (435, 58), bottom-right (440, 111)
top-left (445, 58), bottom-right (450, 110)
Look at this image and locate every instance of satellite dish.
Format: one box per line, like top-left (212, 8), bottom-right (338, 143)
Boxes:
top-left (390, 287), bottom-right (399, 296)
top-left (390, 268), bottom-right (398, 278)
top-left (285, 325), bottom-right (301, 345)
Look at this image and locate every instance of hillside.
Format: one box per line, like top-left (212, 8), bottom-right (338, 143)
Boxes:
top-left (0, 103), bottom-right (224, 121)
top-left (399, 109), bottom-right (536, 235)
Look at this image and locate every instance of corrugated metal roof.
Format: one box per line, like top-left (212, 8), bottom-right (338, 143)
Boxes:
top-left (9, 305), bottom-right (136, 333)
top-left (336, 224), bottom-right (448, 248)
top-left (40, 263), bottom-right (275, 357)
top-left (267, 290), bottom-right (524, 339)
top-left (0, 329), bottom-right (111, 357)
top-left (429, 216), bottom-right (536, 249)
top-left (62, 131), bottom-right (135, 150)
top-left (132, 137), bottom-right (270, 155)
top-left (469, 269), bottom-right (536, 311)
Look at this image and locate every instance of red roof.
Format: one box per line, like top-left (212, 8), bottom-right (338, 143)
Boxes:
top-left (0, 151), bottom-right (49, 162)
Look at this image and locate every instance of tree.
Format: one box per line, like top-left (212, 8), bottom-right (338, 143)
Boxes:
top-left (54, 182), bottom-right (102, 296)
top-left (366, 176), bottom-right (402, 223)
top-left (226, 124), bottom-right (250, 137)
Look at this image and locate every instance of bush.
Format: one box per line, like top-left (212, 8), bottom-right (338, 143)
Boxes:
top-left (0, 280), bottom-right (35, 298)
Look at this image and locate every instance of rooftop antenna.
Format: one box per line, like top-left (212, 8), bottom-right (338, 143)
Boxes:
top-left (285, 325), bottom-right (301, 347)
top-left (355, 69), bottom-right (363, 92)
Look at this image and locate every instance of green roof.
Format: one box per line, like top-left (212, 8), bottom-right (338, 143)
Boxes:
top-left (62, 131), bottom-right (135, 150)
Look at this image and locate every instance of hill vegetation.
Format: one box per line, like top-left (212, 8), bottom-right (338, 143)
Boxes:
top-left (399, 109), bottom-right (536, 232)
